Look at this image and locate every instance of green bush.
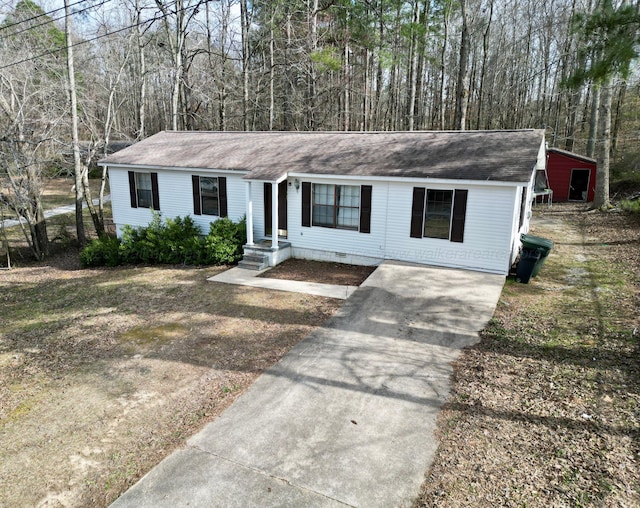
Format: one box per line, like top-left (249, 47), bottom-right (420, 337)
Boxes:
top-left (619, 199), bottom-right (640, 215)
top-left (80, 213), bottom-right (247, 268)
top-left (80, 236), bottom-right (122, 267)
top-left (203, 216), bottom-right (247, 264)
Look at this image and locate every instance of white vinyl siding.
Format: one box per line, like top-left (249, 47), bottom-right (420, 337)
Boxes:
top-left (287, 178), bottom-right (386, 261)
top-left (109, 167), bottom-right (246, 236)
top-left (287, 179), bottom-right (519, 274)
top-left (110, 168), bottom-right (526, 275)
top-left (384, 182), bottom-right (517, 274)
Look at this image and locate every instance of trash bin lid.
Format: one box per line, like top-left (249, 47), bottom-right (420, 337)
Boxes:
top-left (521, 234), bottom-right (554, 251)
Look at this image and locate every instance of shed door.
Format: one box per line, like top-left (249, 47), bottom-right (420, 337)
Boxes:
top-left (569, 169), bottom-right (590, 201)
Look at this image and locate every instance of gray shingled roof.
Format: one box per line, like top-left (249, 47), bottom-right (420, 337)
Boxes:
top-left (547, 147), bottom-right (596, 164)
top-left (100, 130), bottom-right (544, 183)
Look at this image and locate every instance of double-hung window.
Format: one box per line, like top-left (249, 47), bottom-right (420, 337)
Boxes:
top-left (410, 187), bottom-right (467, 242)
top-left (192, 175), bottom-right (228, 217)
top-left (423, 189), bottom-right (453, 239)
top-left (200, 177), bottom-right (219, 215)
top-left (312, 184), bottom-right (360, 230)
top-left (302, 182), bottom-right (371, 233)
top-left (128, 171), bottom-right (160, 210)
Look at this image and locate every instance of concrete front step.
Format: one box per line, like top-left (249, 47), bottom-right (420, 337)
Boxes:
top-left (238, 254), bottom-right (269, 271)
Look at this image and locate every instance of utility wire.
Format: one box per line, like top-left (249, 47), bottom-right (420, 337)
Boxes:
top-left (0, 0), bottom-right (94, 33)
top-left (0, 0), bottom-right (205, 71)
top-left (2, 0), bottom-right (113, 38)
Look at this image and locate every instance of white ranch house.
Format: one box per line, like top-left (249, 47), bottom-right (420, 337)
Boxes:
top-left (99, 130), bottom-right (546, 275)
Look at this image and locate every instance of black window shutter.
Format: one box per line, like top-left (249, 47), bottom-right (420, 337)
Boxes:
top-left (218, 176), bottom-right (228, 217)
top-left (150, 172), bottom-right (160, 210)
top-left (518, 186), bottom-right (527, 229)
top-left (128, 171), bottom-right (137, 208)
top-left (410, 187), bottom-right (425, 238)
top-left (264, 182), bottom-right (272, 235)
top-left (301, 182), bottom-right (311, 227)
top-left (451, 189), bottom-right (468, 243)
top-left (359, 185), bottom-right (372, 233)
top-left (192, 175), bottom-right (201, 215)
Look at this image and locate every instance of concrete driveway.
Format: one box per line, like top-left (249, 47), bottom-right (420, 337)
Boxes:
top-left (111, 261), bottom-right (504, 508)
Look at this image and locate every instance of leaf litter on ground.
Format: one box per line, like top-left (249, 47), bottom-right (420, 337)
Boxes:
top-left (415, 204), bottom-right (639, 508)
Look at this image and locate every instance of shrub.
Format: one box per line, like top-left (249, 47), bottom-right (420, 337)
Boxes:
top-left (80, 236), bottom-right (122, 267)
top-left (619, 198), bottom-right (640, 215)
top-left (203, 216), bottom-right (247, 264)
top-left (80, 213), bottom-right (247, 267)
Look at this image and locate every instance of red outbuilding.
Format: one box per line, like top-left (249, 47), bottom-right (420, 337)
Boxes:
top-left (546, 147), bottom-right (597, 202)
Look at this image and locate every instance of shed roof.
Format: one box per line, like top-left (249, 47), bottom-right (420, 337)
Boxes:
top-left (100, 130), bottom-right (544, 183)
top-left (547, 147), bottom-right (596, 165)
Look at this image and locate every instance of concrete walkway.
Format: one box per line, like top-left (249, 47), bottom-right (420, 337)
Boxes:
top-left (111, 261), bottom-right (505, 508)
top-left (208, 266), bottom-right (358, 299)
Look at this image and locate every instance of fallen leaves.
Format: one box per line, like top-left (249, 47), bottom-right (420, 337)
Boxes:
top-left (415, 204), bottom-right (640, 507)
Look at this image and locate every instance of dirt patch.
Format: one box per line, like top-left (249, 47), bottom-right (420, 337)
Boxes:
top-left (415, 203), bottom-right (640, 507)
top-left (259, 258), bottom-right (377, 286)
top-left (0, 257), bottom-right (344, 507)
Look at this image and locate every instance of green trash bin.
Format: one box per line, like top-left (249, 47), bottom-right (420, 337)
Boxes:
top-left (521, 234), bottom-right (554, 277)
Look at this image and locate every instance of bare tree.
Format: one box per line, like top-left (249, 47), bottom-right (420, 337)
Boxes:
top-left (64, 0), bottom-right (86, 246)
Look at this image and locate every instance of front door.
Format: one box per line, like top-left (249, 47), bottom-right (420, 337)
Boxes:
top-left (264, 181), bottom-right (288, 238)
top-left (569, 169), bottom-right (590, 201)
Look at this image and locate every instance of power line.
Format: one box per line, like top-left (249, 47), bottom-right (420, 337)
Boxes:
top-left (0, 0), bottom-right (207, 71)
top-left (0, 0), bottom-right (93, 33)
top-left (2, 0), bottom-right (113, 38)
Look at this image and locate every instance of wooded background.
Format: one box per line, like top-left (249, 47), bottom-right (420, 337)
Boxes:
top-left (1, 0), bottom-right (639, 258)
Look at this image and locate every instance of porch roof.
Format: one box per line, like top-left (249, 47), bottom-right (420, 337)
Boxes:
top-left (100, 129), bottom-right (544, 183)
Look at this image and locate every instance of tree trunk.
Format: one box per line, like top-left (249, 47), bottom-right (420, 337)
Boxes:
top-left (407, 1), bottom-right (420, 131)
top-left (64, 0), bottom-right (85, 247)
top-left (308, 0), bottom-right (318, 130)
top-left (240, 0), bottom-right (250, 131)
top-left (283, 11), bottom-right (292, 130)
top-left (476, 0), bottom-right (493, 129)
top-left (135, 0), bottom-right (146, 140)
top-left (218, 1), bottom-right (229, 131)
top-left (438, 2), bottom-right (450, 129)
top-left (611, 81), bottom-right (626, 157)
top-left (269, 6), bottom-right (276, 131)
top-left (594, 81), bottom-right (612, 209)
top-left (454, 0), bottom-right (470, 131)
top-left (586, 84), bottom-right (599, 158)
top-left (344, 34), bottom-right (350, 131)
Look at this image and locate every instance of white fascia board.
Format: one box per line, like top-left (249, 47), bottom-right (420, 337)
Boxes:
top-left (243, 174), bottom-right (289, 184)
top-left (286, 171), bottom-right (528, 188)
top-left (99, 162), bottom-right (249, 176)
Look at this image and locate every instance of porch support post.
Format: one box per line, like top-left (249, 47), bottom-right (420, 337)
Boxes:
top-left (245, 181), bottom-right (254, 246)
top-left (271, 180), bottom-right (278, 248)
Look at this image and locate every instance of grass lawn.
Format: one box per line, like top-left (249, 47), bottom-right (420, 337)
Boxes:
top-left (3, 184), bottom-right (638, 507)
top-left (40, 177), bottom-right (109, 210)
top-left (415, 204), bottom-right (640, 507)
top-left (1, 176), bottom-right (111, 266)
top-left (0, 258), bottom-right (342, 506)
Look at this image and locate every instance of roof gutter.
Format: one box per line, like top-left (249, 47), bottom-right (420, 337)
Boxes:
top-left (98, 162), bottom-right (249, 175)
top-left (280, 172), bottom-right (530, 187)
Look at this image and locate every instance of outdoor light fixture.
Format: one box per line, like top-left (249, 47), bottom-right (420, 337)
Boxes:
top-left (294, 178), bottom-right (300, 191)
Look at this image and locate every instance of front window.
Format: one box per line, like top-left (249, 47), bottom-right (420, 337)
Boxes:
top-left (135, 172), bottom-right (152, 208)
top-left (312, 184), bottom-right (360, 230)
top-left (200, 177), bottom-right (219, 215)
top-left (423, 189), bottom-right (452, 239)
